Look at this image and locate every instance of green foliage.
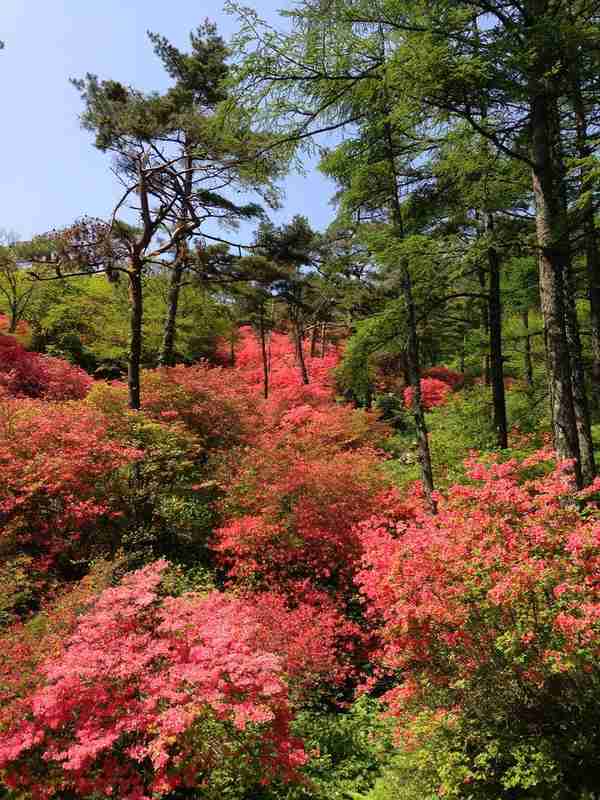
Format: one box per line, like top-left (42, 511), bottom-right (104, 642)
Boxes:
top-left (363, 705), bottom-right (600, 800)
top-left (337, 304), bottom-right (406, 405)
top-left (229, 698), bottom-right (393, 800)
top-left (0, 557), bottom-right (36, 628)
top-left (422, 386), bottom-right (496, 484)
top-left (112, 416), bottom-right (217, 568)
top-left (25, 273), bottom-right (229, 373)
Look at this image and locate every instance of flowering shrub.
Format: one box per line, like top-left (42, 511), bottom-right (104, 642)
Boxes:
top-left (215, 409), bottom-right (390, 596)
top-left (356, 451), bottom-right (600, 720)
top-left (87, 363), bottom-right (258, 450)
top-left (233, 326), bottom-right (341, 427)
top-left (0, 560), bottom-right (119, 740)
top-left (403, 377), bottom-right (452, 411)
top-left (422, 366), bottom-right (464, 390)
top-left (213, 327), bottom-right (394, 610)
top-left (0, 562), bottom-right (331, 799)
top-left (0, 332), bottom-right (91, 400)
top-left (0, 392), bottom-right (140, 566)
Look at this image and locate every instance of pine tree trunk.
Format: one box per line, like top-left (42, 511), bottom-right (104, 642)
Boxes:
top-left (320, 322), bottom-right (326, 357)
top-left (563, 255), bottom-right (595, 483)
top-left (527, 19), bottom-right (581, 483)
top-left (555, 111), bottom-right (595, 483)
top-left (571, 66), bottom-right (600, 411)
top-left (381, 101), bottom-right (436, 510)
top-left (486, 215), bottom-right (508, 449)
top-left (404, 265), bottom-right (436, 512)
top-left (128, 264), bottom-right (143, 411)
top-left (310, 323), bottom-right (318, 357)
top-left (259, 312), bottom-right (269, 399)
top-left (158, 151), bottom-right (192, 369)
top-left (293, 318), bottom-right (310, 384)
top-left (158, 257), bottom-right (184, 367)
top-left (230, 332), bottom-right (236, 367)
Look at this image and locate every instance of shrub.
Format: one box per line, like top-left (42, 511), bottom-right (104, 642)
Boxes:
top-left (0, 392), bottom-right (140, 570)
top-left (403, 378), bottom-right (452, 411)
top-left (0, 331), bottom-right (91, 400)
top-left (0, 562), bottom-right (340, 799)
top-left (356, 452), bottom-right (600, 798)
top-left (422, 366), bottom-right (464, 390)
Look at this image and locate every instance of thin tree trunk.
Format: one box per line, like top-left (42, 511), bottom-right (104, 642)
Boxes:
top-left (486, 214), bottom-right (508, 449)
top-left (293, 317), bottom-right (310, 385)
top-left (128, 264), bottom-right (143, 411)
top-left (563, 253), bottom-right (595, 482)
top-left (522, 309), bottom-right (534, 389)
top-left (320, 322), bottom-right (326, 357)
top-left (571, 65), bottom-right (600, 411)
top-left (404, 264), bottom-right (436, 511)
top-left (230, 331), bottom-right (236, 367)
top-left (8, 306), bottom-right (17, 333)
top-left (310, 323), bottom-right (318, 357)
top-left (527, 19), bottom-right (581, 483)
top-left (259, 312), bottom-right (269, 399)
top-left (159, 152), bottom-right (193, 368)
top-left (158, 255), bottom-right (184, 367)
top-left (555, 109), bottom-right (595, 483)
top-left (382, 106), bottom-right (436, 511)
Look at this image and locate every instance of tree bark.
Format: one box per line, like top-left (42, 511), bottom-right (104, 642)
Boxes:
top-left (8, 306), bottom-right (17, 333)
top-left (404, 264), bottom-right (436, 511)
top-left (563, 250), bottom-right (596, 483)
top-left (158, 256), bottom-right (184, 367)
top-left (128, 263), bottom-right (143, 411)
top-left (230, 332), bottom-right (236, 367)
top-left (259, 311), bottom-right (269, 399)
top-left (310, 323), bottom-right (319, 357)
top-left (293, 318), bottom-right (310, 384)
top-left (380, 93), bottom-right (436, 510)
top-left (555, 106), bottom-right (595, 484)
top-left (485, 214), bottom-right (508, 449)
top-left (527, 11), bottom-right (581, 484)
top-left (571, 65), bottom-right (600, 411)
top-left (159, 152), bottom-right (193, 368)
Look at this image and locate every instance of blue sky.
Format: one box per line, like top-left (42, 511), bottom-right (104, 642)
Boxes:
top-left (0, 1), bottom-right (337, 243)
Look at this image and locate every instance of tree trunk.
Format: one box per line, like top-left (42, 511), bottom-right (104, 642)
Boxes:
top-left (293, 319), bottom-right (310, 384)
top-left (555, 110), bottom-right (595, 484)
top-left (259, 312), bottom-right (269, 399)
top-left (522, 309), bottom-right (534, 389)
top-left (403, 264), bottom-right (436, 512)
top-left (562, 251), bottom-right (596, 483)
top-left (230, 332), bottom-right (236, 367)
top-left (310, 323), bottom-right (319, 357)
top-left (527, 22), bottom-right (581, 484)
top-left (159, 151), bottom-right (193, 369)
top-left (486, 215), bottom-right (508, 449)
top-left (320, 322), bottom-right (326, 357)
top-left (128, 264), bottom-right (143, 411)
top-left (8, 305), bottom-right (17, 333)
top-left (571, 65), bottom-right (600, 411)
top-left (158, 256), bottom-right (184, 367)
top-left (381, 99), bottom-right (436, 510)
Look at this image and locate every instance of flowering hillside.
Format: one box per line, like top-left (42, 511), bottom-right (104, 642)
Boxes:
top-left (0, 326), bottom-right (599, 799)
